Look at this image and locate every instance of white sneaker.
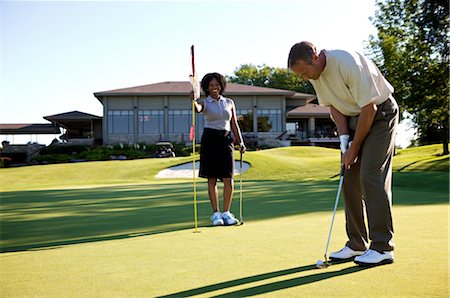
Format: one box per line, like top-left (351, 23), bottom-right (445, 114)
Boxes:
top-left (329, 246), bottom-right (366, 260)
top-left (211, 212), bottom-right (224, 226)
top-left (354, 249), bottom-right (394, 266)
top-left (221, 211), bottom-right (239, 226)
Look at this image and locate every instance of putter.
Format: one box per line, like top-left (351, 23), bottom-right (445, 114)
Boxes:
top-left (316, 165), bottom-right (345, 269)
top-left (239, 151), bottom-right (244, 225)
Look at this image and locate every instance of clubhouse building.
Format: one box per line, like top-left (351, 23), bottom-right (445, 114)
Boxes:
top-left (93, 81), bottom-right (338, 147)
top-left (1, 81), bottom-right (339, 148)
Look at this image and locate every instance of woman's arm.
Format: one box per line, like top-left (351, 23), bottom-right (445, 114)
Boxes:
top-left (230, 99), bottom-right (246, 152)
top-left (191, 91), bottom-right (204, 113)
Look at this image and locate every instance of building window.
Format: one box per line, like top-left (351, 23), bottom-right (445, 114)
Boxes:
top-left (168, 110), bottom-right (191, 134)
top-left (257, 109), bottom-right (282, 132)
top-left (107, 110), bottom-right (134, 134)
top-left (138, 110), bottom-right (164, 134)
top-left (236, 109), bottom-right (253, 132)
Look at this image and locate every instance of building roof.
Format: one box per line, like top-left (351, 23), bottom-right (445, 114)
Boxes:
top-left (287, 103), bottom-right (330, 117)
top-left (43, 110), bottom-right (102, 121)
top-left (290, 92), bottom-right (317, 100)
top-left (43, 110), bottom-right (102, 131)
top-left (0, 124), bottom-right (61, 135)
top-left (94, 81), bottom-right (300, 102)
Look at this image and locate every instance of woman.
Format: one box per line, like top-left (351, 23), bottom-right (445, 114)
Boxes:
top-left (191, 72), bottom-right (246, 226)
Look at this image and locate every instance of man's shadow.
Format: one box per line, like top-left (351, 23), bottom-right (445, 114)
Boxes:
top-left (159, 263), bottom-right (369, 297)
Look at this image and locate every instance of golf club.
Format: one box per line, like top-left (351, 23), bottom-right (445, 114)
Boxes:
top-left (316, 165), bottom-right (345, 269)
top-left (239, 150), bottom-right (244, 225)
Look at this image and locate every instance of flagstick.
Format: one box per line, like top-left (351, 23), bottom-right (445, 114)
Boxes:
top-left (192, 101), bottom-right (198, 233)
top-left (191, 45), bottom-right (199, 233)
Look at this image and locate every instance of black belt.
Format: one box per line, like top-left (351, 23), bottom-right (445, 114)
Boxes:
top-left (204, 127), bottom-right (231, 137)
top-left (378, 95), bottom-right (394, 108)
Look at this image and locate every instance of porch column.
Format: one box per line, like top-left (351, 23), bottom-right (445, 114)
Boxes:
top-left (309, 117), bottom-right (315, 137)
top-left (134, 96), bottom-right (138, 144)
top-left (90, 120), bottom-right (94, 139)
top-left (103, 96), bottom-right (109, 144)
top-left (164, 96), bottom-right (169, 141)
top-left (252, 95), bottom-right (258, 136)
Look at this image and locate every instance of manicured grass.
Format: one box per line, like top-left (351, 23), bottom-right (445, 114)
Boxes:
top-left (1, 204), bottom-right (447, 297)
top-left (393, 144), bottom-right (449, 172)
top-left (1, 144), bottom-right (447, 191)
top-left (0, 144), bottom-right (448, 297)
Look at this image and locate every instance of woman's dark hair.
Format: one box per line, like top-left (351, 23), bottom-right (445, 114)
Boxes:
top-left (201, 72), bottom-right (227, 96)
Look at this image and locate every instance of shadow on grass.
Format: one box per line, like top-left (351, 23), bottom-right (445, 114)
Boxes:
top-left (396, 155), bottom-right (449, 172)
top-left (0, 171), bottom-right (447, 253)
top-left (158, 264), bottom-right (370, 297)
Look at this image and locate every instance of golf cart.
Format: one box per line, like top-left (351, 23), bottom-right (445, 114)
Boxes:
top-left (154, 142), bottom-right (175, 158)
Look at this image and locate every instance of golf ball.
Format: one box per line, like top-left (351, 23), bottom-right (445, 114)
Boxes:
top-left (316, 260), bottom-right (324, 266)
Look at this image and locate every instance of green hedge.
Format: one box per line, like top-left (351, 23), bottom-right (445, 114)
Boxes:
top-left (32, 142), bottom-right (193, 165)
top-left (0, 157), bottom-right (12, 168)
top-left (39, 145), bottom-right (90, 155)
top-left (33, 154), bottom-right (73, 164)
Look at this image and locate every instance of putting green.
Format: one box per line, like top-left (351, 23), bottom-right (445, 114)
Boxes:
top-left (0, 204), bottom-right (447, 297)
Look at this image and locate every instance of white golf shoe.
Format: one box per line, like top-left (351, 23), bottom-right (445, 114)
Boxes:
top-left (211, 212), bottom-right (224, 226)
top-left (354, 249), bottom-right (394, 266)
top-left (329, 246), bottom-right (366, 260)
top-left (221, 211), bottom-right (239, 226)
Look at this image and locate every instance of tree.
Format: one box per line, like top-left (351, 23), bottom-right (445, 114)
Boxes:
top-left (228, 64), bottom-right (315, 94)
top-left (367, 0), bottom-right (449, 154)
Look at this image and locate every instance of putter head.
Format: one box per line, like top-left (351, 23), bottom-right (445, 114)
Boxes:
top-left (315, 259), bottom-right (330, 269)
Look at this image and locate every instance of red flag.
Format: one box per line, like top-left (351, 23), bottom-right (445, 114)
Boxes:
top-left (189, 125), bottom-right (195, 141)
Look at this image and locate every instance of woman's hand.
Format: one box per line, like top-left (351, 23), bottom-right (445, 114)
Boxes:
top-left (239, 142), bottom-right (246, 154)
top-left (190, 90), bottom-right (198, 101)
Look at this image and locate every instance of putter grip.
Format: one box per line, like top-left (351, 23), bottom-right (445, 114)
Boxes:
top-left (340, 165), bottom-right (345, 176)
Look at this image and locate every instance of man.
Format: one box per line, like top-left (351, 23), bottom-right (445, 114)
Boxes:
top-left (288, 41), bottom-right (399, 266)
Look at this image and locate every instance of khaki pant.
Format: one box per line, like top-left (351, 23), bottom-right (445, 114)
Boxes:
top-left (343, 97), bottom-right (399, 252)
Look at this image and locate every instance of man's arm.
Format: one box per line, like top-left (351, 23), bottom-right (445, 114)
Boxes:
top-left (343, 102), bottom-right (378, 169)
top-left (330, 106), bottom-right (349, 136)
top-left (330, 106), bottom-right (351, 154)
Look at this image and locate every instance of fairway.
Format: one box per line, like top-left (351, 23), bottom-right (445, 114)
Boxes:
top-left (0, 145), bottom-right (448, 297)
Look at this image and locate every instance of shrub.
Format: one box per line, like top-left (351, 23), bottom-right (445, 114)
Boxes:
top-left (0, 157), bottom-right (12, 168)
top-left (79, 150), bottom-right (109, 161)
top-left (0, 152), bottom-right (28, 163)
top-left (29, 142), bottom-right (196, 165)
top-left (40, 144), bottom-right (90, 155)
top-left (33, 154), bottom-right (72, 164)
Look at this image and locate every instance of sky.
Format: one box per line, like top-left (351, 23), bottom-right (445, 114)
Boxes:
top-left (0, 0), bottom-right (416, 146)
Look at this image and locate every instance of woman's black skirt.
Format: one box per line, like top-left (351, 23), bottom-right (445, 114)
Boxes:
top-left (199, 128), bottom-right (234, 179)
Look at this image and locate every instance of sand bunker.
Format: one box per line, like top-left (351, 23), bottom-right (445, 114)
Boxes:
top-left (156, 161), bottom-right (251, 178)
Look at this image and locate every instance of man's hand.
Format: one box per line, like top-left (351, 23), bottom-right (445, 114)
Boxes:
top-left (340, 134), bottom-right (357, 169)
top-left (342, 144), bottom-right (358, 170)
top-left (339, 134), bottom-right (350, 154)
